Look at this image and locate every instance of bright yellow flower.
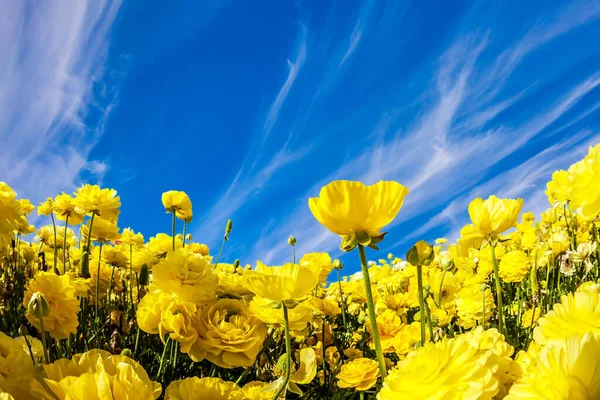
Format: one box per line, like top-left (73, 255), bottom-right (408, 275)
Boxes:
top-left (468, 195), bottom-right (524, 237)
top-left (243, 261), bottom-right (319, 303)
top-left (568, 143), bottom-right (600, 219)
top-left (0, 182), bottom-right (21, 240)
top-left (521, 307), bottom-right (541, 328)
top-left (161, 190), bottom-right (193, 220)
top-left (249, 296), bottom-right (312, 332)
top-left (23, 272), bottom-right (79, 339)
top-left (0, 332), bottom-right (35, 399)
top-left (533, 291), bottom-right (600, 345)
top-left (82, 216), bottom-right (121, 243)
top-left (119, 227), bottom-right (144, 247)
top-left (507, 333), bottom-right (600, 399)
top-left (300, 252), bottom-right (334, 282)
top-left (378, 328), bottom-right (501, 399)
top-left (215, 264), bottom-right (252, 298)
top-left (73, 184), bottom-right (121, 222)
top-left (336, 357), bottom-right (380, 391)
top-left (187, 242), bottom-right (210, 256)
top-left (148, 233), bottom-right (182, 257)
top-left (457, 224), bottom-right (486, 254)
top-left (241, 381), bottom-right (276, 399)
top-left (499, 250), bottom-right (530, 283)
top-left (391, 323), bottom-right (422, 356)
top-left (196, 299), bottom-right (266, 368)
top-left (53, 192), bottom-right (84, 225)
top-left (456, 284), bottom-right (495, 329)
top-left (545, 169), bottom-right (571, 205)
top-left (366, 309), bottom-right (404, 353)
top-left (37, 197), bottom-right (54, 216)
top-left (165, 377), bottom-right (243, 400)
top-left (152, 248), bottom-right (217, 305)
top-left (30, 349), bottom-right (161, 399)
top-left (90, 260), bottom-right (123, 300)
top-left (309, 180), bottom-right (409, 250)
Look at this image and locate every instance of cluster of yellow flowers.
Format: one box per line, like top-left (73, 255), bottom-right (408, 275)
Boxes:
top-left (0, 143), bottom-right (599, 399)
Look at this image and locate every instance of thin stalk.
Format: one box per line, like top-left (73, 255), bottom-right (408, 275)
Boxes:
top-left (214, 239), bottom-right (226, 268)
top-left (129, 245), bottom-right (134, 315)
top-left (39, 314), bottom-right (50, 364)
top-left (182, 221), bottom-right (187, 248)
top-left (95, 242), bottom-right (104, 318)
top-left (171, 212), bottom-right (176, 251)
top-left (336, 268), bottom-right (347, 328)
top-left (416, 264), bottom-right (427, 344)
top-left (357, 244), bottom-right (387, 378)
top-left (50, 213), bottom-right (58, 269)
top-left (107, 265), bottom-right (116, 307)
top-left (490, 242), bottom-right (505, 335)
top-left (62, 215), bottom-right (69, 274)
top-left (322, 318), bottom-right (327, 386)
top-left (272, 304), bottom-right (291, 400)
top-left (157, 336), bottom-right (172, 380)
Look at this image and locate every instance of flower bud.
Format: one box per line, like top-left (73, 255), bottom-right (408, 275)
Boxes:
top-left (18, 325), bottom-right (29, 337)
top-left (333, 259), bottom-right (344, 270)
top-left (28, 292), bottom-right (50, 318)
top-left (233, 259), bottom-right (240, 269)
top-left (288, 236), bottom-right (297, 245)
top-left (406, 240), bottom-right (434, 266)
top-left (224, 219), bottom-right (233, 239)
top-left (185, 233), bottom-right (192, 241)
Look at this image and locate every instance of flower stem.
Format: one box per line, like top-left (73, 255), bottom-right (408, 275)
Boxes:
top-left (63, 215), bottom-right (69, 274)
top-left (357, 244), bottom-right (387, 378)
top-left (336, 268), bottom-right (347, 328)
top-left (171, 212), bottom-right (176, 251)
top-left (157, 336), bottom-right (171, 381)
top-left (490, 242), bottom-right (504, 335)
top-left (182, 221), bottom-right (187, 248)
top-left (38, 313), bottom-right (50, 364)
top-left (50, 213), bottom-right (58, 269)
top-left (272, 303), bottom-right (291, 400)
top-left (417, 264), bottom-right (427, 344)
top-left (95, 242), bottom-right (104, 318)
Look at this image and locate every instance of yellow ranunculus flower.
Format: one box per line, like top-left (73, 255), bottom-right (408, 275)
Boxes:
top-left (507, 333), bottom-right (600, 399)
top-left (249, 296), bottom-right (313, 332)
top-left (545, 169), bottom-right (572, 205)
top-left (82, 216), bottom-right (121, 243)
top-left (161, 190), bottom-right (193, 220)
top-left (23, 272), bottom-right (79, 339)
top-left (300, 252), bottom-right (334, 282)
top-left (158, 299), bottom-right (199, 354)
top-left (152, 248), bottom-right (217, 305)
top-left (309, 180), bottom-right (409, 250)
top-left (468, 195), bottom-right (523, 237)
top-left (165, 377), bottom-right (243, 400)
top-left (0, 332), bottom-right (35, 399)
top-left (196, 298), bottom-right (266, 368)
top-left (498, 250), bottom-right (530, 283)
top-left (533, 291), bottom-right (600, 345)
top-left (53, 192), bottom-right (84, 225)
top-left (119, 227), bottom-right (145, 247)
top-left (337, 357), bottom-right (380, 391)
top-left (0, 182), bottom-right (21, 241)
top-left (243, 261), bottom-right (319, 302)
top-left (73, 184), bottom-right (121, 222)
top-left (568, 143), bottom-right (600, 219)
top-left (456, 284), bottom-right (495, 329)
top-left (30, 349), bottom-right (161, 399)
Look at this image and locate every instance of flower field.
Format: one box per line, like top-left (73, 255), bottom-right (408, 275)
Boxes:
top-left (0, 143), bottom-right (599, 399)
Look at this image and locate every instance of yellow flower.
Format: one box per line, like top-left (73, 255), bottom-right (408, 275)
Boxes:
top-left (82, 216), bottom-right (121, 243)
top-left (499, 250), bottom-right (530, 283)
top-left (337, 357), bottom-right (380, 391)
top-left (196, 299), bottom-right (266, 368)
top-left (165, 377), bottom-right (243, 400)
top-left (241, 381), bottom-right (276, 400)
top-left (468, 195), bottom-right (524, 237)
top-left (14, 335), bottom-right (44, 362)
top-left (188, 242), bottom-right (210, 256)
top-left (158, 299), bottom-right (199, 354)
top-left (378, 328), bottom-right (501, 399)
top-left (249, 296), bottom-right (312, 332)
top-left (533, 291), bottom-right (600, 345)
top-left (366, 309), bottom-right (403, 353)
top-left (308, 180), bottom-right (409, 250)
top-left (23, 272), bottom-right (79, 339)
top-left (148, 233), bottom-right (182, 257)
top-left (119, 227), bottom-right (144, 247)
top-left (391, 323), bottom-right (422, 356)
top-left (568, 143), bottom-right (600, 219)
top-left (90, 261), bottom-right (123, 300)
top-left (53, 192), bottom-right (84, 225)
top-left (300, 252), bottom-right (334, 282)
top-left (161, 190), bottom-right (193, 220)
top-left (0, 182), bottom-right (21, 240)
top-left (73, 184), bottom-right (121, 222)
top-left (215, 264), bottom-right (252, 298)
top-left (37, 197), bottom-right (54, 216)
top-left (506, 333), bottom-right (600, 399)
top-left (243, 261), bottom-right (319, 303)
top-left (545, 169), bottom-right (571, 205)
top-left (457, 224), bottom-right (486, 254)
top-left (456, 284), bottom-right (495, 329)
top-left (30, 349), bottom-right (161, 399)
top-left (0, 332), bottom-right (35, 399)
top-left (152, 248), bottom-right (217, 305)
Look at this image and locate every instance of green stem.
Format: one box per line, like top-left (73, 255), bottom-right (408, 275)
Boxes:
top-left (50, 213), bottom-right (58, 269)
top-left (23, 335), bottom-right (36, 365)
top-left (416, 264), bottom-right (427, 344)
top-left (214, 239), bottom-right (226, 269)
top-left (157, 336), bottom-right (171, 380)
top-left (322, 318), bottom-right (327, 386)
top-left (490, 242), bottom-right (504, 335)
top-left (336, 269), bottom-right (347, 328)
top-left (182, 222), bottom-right (187, 248)
top-left (39, 313), bottom-right (50, 364)
top-left (272, 304), bottom-right (291, 400)
top-left (171, 212), bottom-right (176, 251)
top-left (62, 215), bottom-right (69, 274)
top-left (95, 242), bottom-right (104, 318)
top-left (357, 244), bottom-right (387, 378)
top-left (424, 298), bottom-right (434, 341)
top-left (129, 245), bottom-right (134, 316)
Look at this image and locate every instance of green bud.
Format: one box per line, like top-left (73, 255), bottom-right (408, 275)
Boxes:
top-left (185, 233), bottom-right (192, 241)
top-left (225, 219), bottom-right (233, 235)
top-left (233, 259), bottom-right (240, 269)
top-left (18, 325), bottom-right (29, 337)
top-left (139, 264), bottom-right (149, 286)
top-left (288, 235), bottom-right (297, 245)
top-left (28, 292), bottom-right (50, 318)
top-left (333, 259), bottom-right (344, 270)
top-left (406, 240), bottom-right (434, 266)
top-left (80, 251), bottom-right (90, 278)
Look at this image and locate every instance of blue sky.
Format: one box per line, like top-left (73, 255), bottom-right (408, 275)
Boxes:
top-left (2, 0), bottom-right (600, 272)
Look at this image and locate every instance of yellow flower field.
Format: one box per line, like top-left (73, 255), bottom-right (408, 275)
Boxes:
top-left (0, 143), bottom-right (599, 399)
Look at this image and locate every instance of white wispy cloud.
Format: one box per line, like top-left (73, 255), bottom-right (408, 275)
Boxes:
top-left (242, 0), bottom-right (600, 266)
top-left (0, 1), bottom-right (122, 202)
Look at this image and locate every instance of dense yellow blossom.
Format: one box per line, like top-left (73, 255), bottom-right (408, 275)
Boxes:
top-left (337, 357), bottom-right (380, 391)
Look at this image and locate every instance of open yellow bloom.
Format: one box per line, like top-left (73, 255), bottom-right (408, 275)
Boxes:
top-left (0, 332), bottom-right (35, 399)
top-left (568, 143), bottom-right (600, 219)
top-left (468, 195), bottom-right (523, 237)
top-left (73, 184), bottom-right (121, 222)
top-left (545, 170), bottom-right (571, 205)
top-left (243, 261), bottom-right (319, 302)
top-left (23, 272), bottom-right (79, 339)
top-left (337, 357), bottom-right (380, 391)
top-left (249, 296), bottom-right (313, 331)
top-left (82, 216), bottom-right (121, 243)
top-left (53, 192), bottom-right (84, 225)
top-left (196, 299), bottom-right (266, 368)
top-left (309, 180), bottom-right (409, 250)
top-left (300, 252), bottom-right (334, 282)
top-left (161, 190), bottom-right (193, 220)
top-left (456, 284), bottom-right (495, 329)
top-left (499, 250), bottom-right (530, 283)
top-left (30, 350), bottom-right (161, 399)
top-left (0, 182), bottom-right (21, 241)
top-left (165, 377), bottom-right (243, 400)
top-left (152, 248), bottom-right (217, 305)
top-left (507, 333), bottom-right (600, 399)
top-left (533, 291), bottom-right (600, 345)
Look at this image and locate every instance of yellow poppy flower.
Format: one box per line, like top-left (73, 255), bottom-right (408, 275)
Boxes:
top-left (468, 195), bottom-right (523, 238)
top-left (243, 261), bottom-right (319, 303)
